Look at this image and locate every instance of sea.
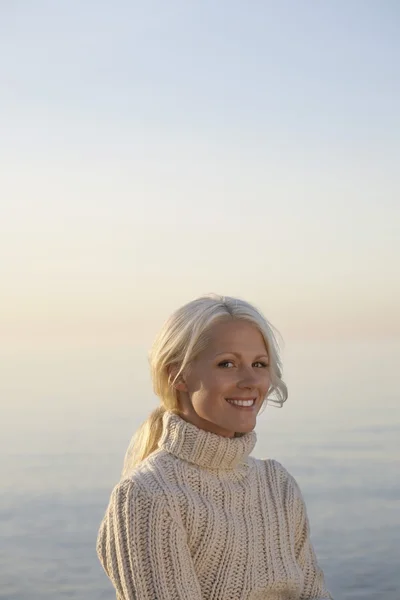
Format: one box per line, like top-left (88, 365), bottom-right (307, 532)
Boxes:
top-left (1, 340), bottom-right (399, 599)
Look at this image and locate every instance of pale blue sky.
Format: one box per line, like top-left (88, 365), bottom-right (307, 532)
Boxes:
top-left (1, 1), bottom-right (399, 345)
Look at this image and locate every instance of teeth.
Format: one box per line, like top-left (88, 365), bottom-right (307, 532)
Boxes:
top-left (227, 399), bottom-right (255, 407)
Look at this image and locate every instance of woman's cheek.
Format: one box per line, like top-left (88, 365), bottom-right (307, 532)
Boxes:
top-left (217, 371), bottom-right (235, 392)
top-left (262, 372), bottom-right (271, 393)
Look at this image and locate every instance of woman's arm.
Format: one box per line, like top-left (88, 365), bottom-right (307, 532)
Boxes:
top-left (97, 478), bottom-right (204, 600)
top-left (289, 474), bottom-right (333, 600)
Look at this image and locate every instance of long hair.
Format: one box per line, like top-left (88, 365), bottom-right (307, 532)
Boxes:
top-left (121, 294), bottom-right (287, 477)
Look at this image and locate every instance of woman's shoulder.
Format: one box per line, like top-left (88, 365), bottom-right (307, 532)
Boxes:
top-left (114, 449), bottom-right (175, 500)
top-left (253, 456), bottom-right (292, 476)
top-left (252, 457), bottom-right (302, 497)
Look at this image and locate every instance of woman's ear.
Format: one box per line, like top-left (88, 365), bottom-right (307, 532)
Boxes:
top-left (167, 364), bottom-right (188, 392)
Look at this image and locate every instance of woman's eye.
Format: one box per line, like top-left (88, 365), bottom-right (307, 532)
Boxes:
top-left (218, 361), bottom-right (268, 369)
top-left (218, 361), bottom-right (234, 368)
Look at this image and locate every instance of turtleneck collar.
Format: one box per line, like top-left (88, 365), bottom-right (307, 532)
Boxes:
top-left (158, 410), bottom-right (257, 471)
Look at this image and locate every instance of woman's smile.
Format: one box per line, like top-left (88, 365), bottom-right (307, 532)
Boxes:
top-left (226, 398), bottom-right (257, 409)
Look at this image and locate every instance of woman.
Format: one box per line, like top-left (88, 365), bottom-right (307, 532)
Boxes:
top-left (97, 294), bottom-right (333, 599)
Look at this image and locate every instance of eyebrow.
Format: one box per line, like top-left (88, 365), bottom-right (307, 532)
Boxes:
top-left (214, 352), bottom-right (269, 360)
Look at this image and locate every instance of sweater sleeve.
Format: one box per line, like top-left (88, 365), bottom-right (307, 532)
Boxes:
top-left (288, 473), bottom-right (333, 600)
top-left (96, 477), bottom-right (204, 600)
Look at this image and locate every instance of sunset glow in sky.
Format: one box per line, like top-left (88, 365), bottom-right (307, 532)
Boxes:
top-left (1, 1), bottom-right (399, 348)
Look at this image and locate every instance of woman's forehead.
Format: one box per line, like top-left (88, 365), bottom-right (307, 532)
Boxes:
top-left (206, 320), bottom-right (267, 352)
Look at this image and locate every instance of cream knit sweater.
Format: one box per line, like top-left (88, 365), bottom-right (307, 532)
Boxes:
top-left (97, 411), bottom-right (333, 600)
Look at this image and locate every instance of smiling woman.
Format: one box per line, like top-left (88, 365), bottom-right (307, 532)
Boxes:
top-left (96, 294), bottom-right (333, 600)
top-left (167, 319), bottom-right (273, 438)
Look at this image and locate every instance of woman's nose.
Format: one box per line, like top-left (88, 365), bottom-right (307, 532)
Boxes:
top-left (236, 366), bottom-right (258, 389)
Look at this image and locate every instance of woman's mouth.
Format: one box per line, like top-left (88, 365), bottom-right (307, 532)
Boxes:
top-left (226, 398), bottom-right (256, 409)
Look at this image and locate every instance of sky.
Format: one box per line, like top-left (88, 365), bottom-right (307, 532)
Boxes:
top-left (1, 0), bottom-right (399, 349)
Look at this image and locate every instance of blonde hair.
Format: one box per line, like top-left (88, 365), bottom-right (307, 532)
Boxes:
top-left (122, 294), bottom-right (287, 477)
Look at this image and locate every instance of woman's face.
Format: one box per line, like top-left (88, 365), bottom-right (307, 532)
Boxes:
top-left (176, 319), bottom-right (271, 437)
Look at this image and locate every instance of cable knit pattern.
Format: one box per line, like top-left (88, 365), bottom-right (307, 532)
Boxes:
top-left (97, 411), bottom-right (333, 600)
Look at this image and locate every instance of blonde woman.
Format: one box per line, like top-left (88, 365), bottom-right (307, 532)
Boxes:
top-left (97, 294), bottom-right (333, 600)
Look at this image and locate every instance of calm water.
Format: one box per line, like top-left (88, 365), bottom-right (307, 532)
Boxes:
top-left (1, 341), bottom-right (399, 599)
